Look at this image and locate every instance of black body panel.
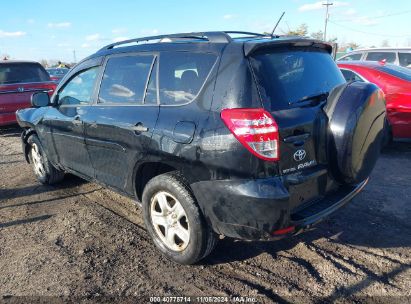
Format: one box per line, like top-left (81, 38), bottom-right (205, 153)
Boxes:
top-left (16, 32), bottom-right (384, 241)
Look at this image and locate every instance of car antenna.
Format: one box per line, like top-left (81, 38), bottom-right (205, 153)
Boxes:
top-left (270, 11), bottom-right (285, 38)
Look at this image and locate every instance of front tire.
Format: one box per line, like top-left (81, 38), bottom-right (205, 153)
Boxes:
top-left (27, 135), bottom-right (65, 185)
top-left (142, 172), bottom-right (217, 265)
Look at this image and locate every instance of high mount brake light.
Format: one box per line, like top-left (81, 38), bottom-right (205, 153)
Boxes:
top-left (221, 108), bottom-right (280, 161)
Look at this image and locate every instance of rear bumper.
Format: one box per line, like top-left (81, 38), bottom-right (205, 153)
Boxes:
top-left (290, 178), bottom-right (368, 231)
top-left (191, 176), bottom-right (368, 240)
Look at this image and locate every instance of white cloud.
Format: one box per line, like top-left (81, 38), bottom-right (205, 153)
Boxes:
top-left (85, 33), bottom-right (101, 41)
top-left (81, 43), bottom-right (91, 48)
top-left (351, 16), bottom-right (379, 26)
top-left (223, 14), bottom-right (235, 20)
top-left (48, 22), bottom-right (71, 28)
top-left (57, 42), bottom-right (70, 47)
top-left (112, 28), bottom-right (127, 34)
top-left (0, 30), bottom-right (26, 38)
top-left (139, 29), bottom-right (159, 36)
top-left (298, 1), bottom-right (349, 12)
top-left (113, 37), bottom-right (130, 43)
top-left (342, 8), bottom-right (357, 16)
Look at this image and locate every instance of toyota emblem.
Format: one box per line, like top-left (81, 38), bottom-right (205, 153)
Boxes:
top-left (293, 149), bottom-right (306, 162)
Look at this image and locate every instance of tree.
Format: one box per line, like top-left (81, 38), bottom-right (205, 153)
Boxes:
top-left (287, 23), bottom-right (308, 36)
top-left (381, 40), bottom-right (390, 47)
top-left (328, 37), bottom-right (338, 43)
top-left (347, 42), bottom-right (360, 50)
top-left (40, 59), bottom-right (48, 68)
top-left (311, 30), bottom-right (324, 40)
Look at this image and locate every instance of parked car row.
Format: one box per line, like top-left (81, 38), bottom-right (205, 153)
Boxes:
top-left (338, 61), bottom-right (411, 141)
top-left (337, 47), bottom-right (411, 68)
top-left (0, 61), bottom-right (56, 126)
top-left (46, 68), bottom-right (69, 83)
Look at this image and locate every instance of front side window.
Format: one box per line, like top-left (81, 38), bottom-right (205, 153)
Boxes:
top-left (366, 52), bottom-right (396, 63)
top-left (159, 52), bottom-right (217, 105)
top-left (99, 55), bottom-right (154, 104)
top-left (59, 67), bottom-right (99, 106)
top-left (338, 53), bottom-right (362, 61)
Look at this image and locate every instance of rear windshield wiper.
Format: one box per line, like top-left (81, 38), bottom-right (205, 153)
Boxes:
top-left (289, 92), bottom-right (329, 106)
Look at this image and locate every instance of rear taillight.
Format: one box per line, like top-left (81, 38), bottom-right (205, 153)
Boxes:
top-left (47, 83), bottom-right (56, 97)
top-left (221, 108), bottom-right (280, 161)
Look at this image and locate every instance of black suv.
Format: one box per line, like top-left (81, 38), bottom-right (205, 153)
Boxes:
top-left (16, 31), bottom-right (386, 264)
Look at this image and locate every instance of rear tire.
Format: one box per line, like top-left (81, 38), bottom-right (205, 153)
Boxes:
top-left (142, 172), bottom-right (217, 265)
top-left (382, 118), bottom-right (393, 148)
top-left (27, 135), bottom-right (65, 185)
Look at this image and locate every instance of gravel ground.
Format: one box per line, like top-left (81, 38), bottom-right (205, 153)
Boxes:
top-left (0, 125), bottom-right (410, 303)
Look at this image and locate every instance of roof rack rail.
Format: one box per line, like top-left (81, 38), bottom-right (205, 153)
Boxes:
top-left (98, 31), bottom-right (233, 52)
top-left (224, 31), bottom-right (266, 38)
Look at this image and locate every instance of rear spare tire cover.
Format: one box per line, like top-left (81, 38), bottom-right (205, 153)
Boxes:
top-left (325, 82), bottom-right (386, 185)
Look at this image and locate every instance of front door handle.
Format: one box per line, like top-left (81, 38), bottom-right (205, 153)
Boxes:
top-left (130, 123), bottom-right (149, 133)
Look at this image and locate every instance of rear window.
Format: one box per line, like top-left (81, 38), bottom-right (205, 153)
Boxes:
top-left (250, 48), bottom-right (345, 111)
top-left (0, 63), bottom-right (50, 85)
top-left (365, 52), bottom-right (396, 63)
top-left (338, 53), bottom-right (362, 61)
top-left (375, 64), bottom-right (411, 81)
top-left (159, 52), bottom-right (217, 105)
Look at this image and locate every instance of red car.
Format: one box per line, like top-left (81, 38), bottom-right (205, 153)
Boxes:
top-left (338, 61), bottom-right (411, 140)
top-left (0, 61), bottom-right (56, 126)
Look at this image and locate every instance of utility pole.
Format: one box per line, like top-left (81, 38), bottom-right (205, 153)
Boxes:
top-left (323, 0), bottom-right (333, 41)
top-left (73, 49), bottom-right (77, 64)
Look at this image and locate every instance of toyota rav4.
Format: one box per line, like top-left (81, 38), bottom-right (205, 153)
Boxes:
top-left (16, 31), bottom-right (386, 264)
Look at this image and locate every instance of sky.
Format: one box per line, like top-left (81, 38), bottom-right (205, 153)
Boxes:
top-left (1, 0), bottom-right (411, 62)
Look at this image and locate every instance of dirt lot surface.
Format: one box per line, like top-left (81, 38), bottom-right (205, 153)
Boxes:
top-left (0, 126), bottom-right (410, 303)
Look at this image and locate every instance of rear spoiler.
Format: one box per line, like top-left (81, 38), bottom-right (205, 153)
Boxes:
top-left (243, 38), bottom-right (333, 57)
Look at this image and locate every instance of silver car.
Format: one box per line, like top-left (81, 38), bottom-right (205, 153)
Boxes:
top-left (337, 48), bottom-right (411, 68)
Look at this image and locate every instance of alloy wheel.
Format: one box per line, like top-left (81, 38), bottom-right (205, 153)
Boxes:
top-left (150, 191), bottom-right (190, 251)
top-left (31, 143), bottom-right (46, 178)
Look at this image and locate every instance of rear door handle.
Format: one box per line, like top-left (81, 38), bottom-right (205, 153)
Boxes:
top-left (130, 123), bottom-right (149, 133)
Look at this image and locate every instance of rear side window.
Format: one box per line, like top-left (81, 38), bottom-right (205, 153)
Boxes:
top-left (0, 63), bottom-right (50, 85)
top-left (250, 48), bottom-right (345, 111)
top-left (340, 69), bottom-right (364, 82)
top-left (99, 55), bottom-right (155, 104)
top-left (159, 52), bottom-right (217, 105)
top-left (375, 64), bottom-right (411, 81)
top-left (399, 52), bottom-right (411, 67)
top-left (338, 53), bottom-right (362, 61)
top-left (365, 52), bottom-right (396, 63)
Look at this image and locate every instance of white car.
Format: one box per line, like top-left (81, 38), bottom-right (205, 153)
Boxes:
top-left (337, 48), bottom-right (411, 68)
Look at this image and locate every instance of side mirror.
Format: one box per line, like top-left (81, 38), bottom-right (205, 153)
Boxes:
top-left (31, 92), bottom-right (51, 108)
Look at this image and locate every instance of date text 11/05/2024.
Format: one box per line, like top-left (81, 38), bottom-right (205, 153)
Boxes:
top-left (149, 296), bottom-right (258, 303)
